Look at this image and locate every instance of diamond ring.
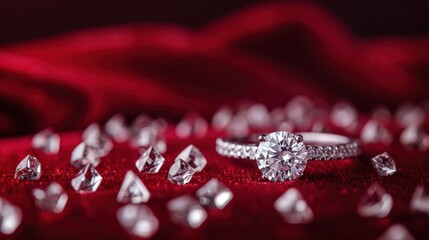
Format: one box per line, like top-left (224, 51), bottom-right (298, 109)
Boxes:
top-left (216, 131), bottom-right (361, 182)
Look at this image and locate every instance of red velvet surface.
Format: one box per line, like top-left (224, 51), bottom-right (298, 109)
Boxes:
top-left (0, 2), bottom-right (429, 239)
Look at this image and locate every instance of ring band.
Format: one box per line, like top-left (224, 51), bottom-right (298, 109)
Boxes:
top-left (215, 131), bottom-right (361, 182)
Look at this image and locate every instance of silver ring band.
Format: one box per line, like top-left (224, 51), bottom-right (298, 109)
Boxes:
top-left (216, 132), bottom-right (360, 161)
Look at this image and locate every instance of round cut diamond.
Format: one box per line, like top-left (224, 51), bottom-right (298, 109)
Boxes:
top-left (256, 131), bottom-right (308, 182)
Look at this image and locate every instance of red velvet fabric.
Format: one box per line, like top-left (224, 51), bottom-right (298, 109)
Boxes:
top-left (0, 2), bottom-right (428, 239)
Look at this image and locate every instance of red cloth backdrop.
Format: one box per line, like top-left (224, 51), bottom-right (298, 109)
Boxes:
top-left (0, 2), bottom-right (428, 240)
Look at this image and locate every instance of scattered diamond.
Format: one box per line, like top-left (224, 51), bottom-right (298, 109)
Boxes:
top-left (176, 112), bottom-right (208, 138)
top-left (0, 197), bottom-right (22, 235)
top-left (32, 182), bottom-right (68, 213)
top-left (82, 123), bottom-right (113, 157)
top-left (31, 128), bottom-right (60, 154)
top-left (71, 165), bottom-right (103, 193)
top-left (104, 114), bottom-right (129, 142)
top-left (371, 152), bottom-right (396, 176)
top-left (196, 178), bottom-right (233, 209)
top-left (117, 204), bottom-right (159, 238)
top-left (14, 155), bottom-right (41, 180)
top-left (136, 146), bottom-right (165, 173)
top-left (357, 183), bottom-right (393, 218)
top-left (132, 127), bottom-right (167, 154)
top-left (167, 195), bottom-right (207, 228)
top-left (226, 114), bottom-right (249, 137)
top-left (285, 96), bottom-right (313, 122)
top-left (246, 103), bottom-right (271, 128)
top-left (361, 119), bottom-right (393, 145)
top-left (400, 123), bottom-right (429, 151)
top-left (330, 101), bottom-right (358, 129)
top-left (274, 188), bottom-right (313, 224)
top-left (168, 159), bottom-right (196, 185)
top-left (70, 142), bottom-right (100, 168)
top-left (117, 171), bottom-right (150, 204)
top-left (212, 106), bottom-right (233, 130)
top-left (175, 145), bottom-right (207, 172)
top-left (395, 103), bottom-right (425, 127)
top-left (410, 185), bottom-right (429, 215)
top-left (378, 224), bottom-right (415, 240)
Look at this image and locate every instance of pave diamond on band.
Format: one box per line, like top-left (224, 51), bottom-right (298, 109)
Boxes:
top-left (216, 131), bottom-right (361, 182)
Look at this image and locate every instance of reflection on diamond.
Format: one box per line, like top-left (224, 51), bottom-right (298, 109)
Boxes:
top-left (32, 128), bottom-right (60, 154)
top-left (357, 183), bottom-right (392, 218)
top-left (71, 165), bottom-right (103, 193)
top-left (0, 197), bottom-right (22, 235)
top-left (371, 152), bottom-right (396, 176)
top-left (168, 159), bottom-right (196, 185)
top-left (196, 178), bottom-right (233, 209)
top-left (274, 188), bottom-right (313, 224)
top-left (331, 101), bottom-right (358, 129)
top-left (212, 106), bottom-right (233, 130)
top-left (410, 186), bottom-right (429, 215)
top-left (70, 142), bottom-right (100, 168)
top-left (32, 182), bottom-right (68, 213)
top-left (378, 224), bottom-right (415, 240)
top-left (15, 155), bottom-right (42, 180)
top-left (361, 120), bottom-right (393, 145)
top-left (167, 195), bottom-right (207, 228)
top-left (176, 112), bottom-right (208, 138)
top-left (117, 171), bottom-right (150, 204)
top-left (175, 145), bottom-right (207, 172)
top-left (135, 146), bottom-right (165, 173)
top-left (117, 204), bottom-right (159, 238)
top-left (104, 114), bottom-right (129, 143)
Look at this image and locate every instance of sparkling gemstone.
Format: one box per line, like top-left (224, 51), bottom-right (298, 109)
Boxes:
top-left (400, 123), bottom-right (429, 151)
top-left (104, 114), bottom-right (129, 142)
top-left (14, 155), bottom-right (41, 180)
top-left (357, 183), bottom-right (393, 218)
top-left (274, 188), bottom-right (313, 224)
top-left (71, 165), bottom-right (103, 193)
top-left (117, 204), bottom-right (159, 238)
top-left (135, 146), bottom-right (165, 173)
top-left (255, 131), bottom-right (308, 182)
top-left (167, 195), bottom-right (207, 228)
top-left (246, 103), bottom-right (271, 128)
top-left (176, 112), bottom-right (208, 138)
top-left (196, 178), bottom-right (233, 209)
top-left (117, 171), bottom-right (150, 204)
top-left (330, 101), bottom-right (358, 129)
top-left (226, 114), bottom-right (249, 137)
top-left (378, 224), bottom-right (415, 240)
top-left (410, 186), bottom-right (429, 215)
top-left (32, 182), bottom-right (68, 213)
top-left (82, 123), bottom-right (113, 157)
top-left (168, 159), bottom-right (196, 185)
top-left (212, 106), bottom-right (233, 130)
top-left (361, 119), bottom-right (393, 145)
top-left (284, 96), bottom-right (314, 127)
top-left (395, 103), bottom-right (425, 127)
top-left (131, 114), bottom-right (153, 134)
top-left (175, 145), bottom-right (207, 172)
top-left (0, 197), bottom-right (22, 235)
top-left (132, 127), bottom-right (167, 154)
top-left (371, 152), bottom-right (396, 176)
top-left (31, 128), bottom-right (60, 154)
top-left (70, 142), bottom-right (100, 168)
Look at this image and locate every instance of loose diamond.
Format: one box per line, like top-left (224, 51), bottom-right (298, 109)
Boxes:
top-left (196, 178), bottom-right (233, 209)
top-left (175, 145), bottom-right (207, 172)
top-left (0, 197), bottom-right (22, 235)
top-left (410, 186), bottom-right (429, 215)
top-left (117, 204), bottom-right (159, 238)
top-left (255, 131), bottom-right (308, 182)
top-left (246, 103), bottom-right (271, 128)
top-left (168, 159), bottom-right (196, 185)
top-left (378, 224), bottom-right (415, 240)
top-left (226, 114), bottom-right (249, 137)
top-left (32, 182), bottom-right (68, 213)
top-left (331, 101), bottom-right (358, 129)
top-left (400, 124), bottom-right (429, 151)
top-left (71, 165), bottom-right (103, 193)
top-left (70, 142), bottom-right (100, 168)
top-left (14, 155), bottom-right (41, 180)
top-left (176, 112), bottom-right (208, 138)
top-left (395, 103), bottom-right (425, 127)
top-left (82, 123), bottom-right (113, 157)
top-left (132, 127), bottom-right (167, 154)
top-left (274, 188), bottom-right (313, 224)
top-left (357, 183), bottom-right (393, 218)
top-left (104, 114), bottom-right (129, 143)
top-left (361, 119), bottom-right (393, 145)
top-left (167, 195), bottom-right (207, 228)
top-left (135, 146), bottom-right (165, 173)
top-left (31, 128), bottom-right (60, 154)
top-left (284, 95), bottom-right (314, 129)
top-left (371, 152), bottom-right (396, 176)
top-left (117, 171), bottom-right (150, 204)
top-left (212, 106), bottom-right (233, 130)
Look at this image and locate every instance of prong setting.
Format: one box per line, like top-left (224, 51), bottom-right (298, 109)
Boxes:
top-left (258, 134), bottom-right (266, 142)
